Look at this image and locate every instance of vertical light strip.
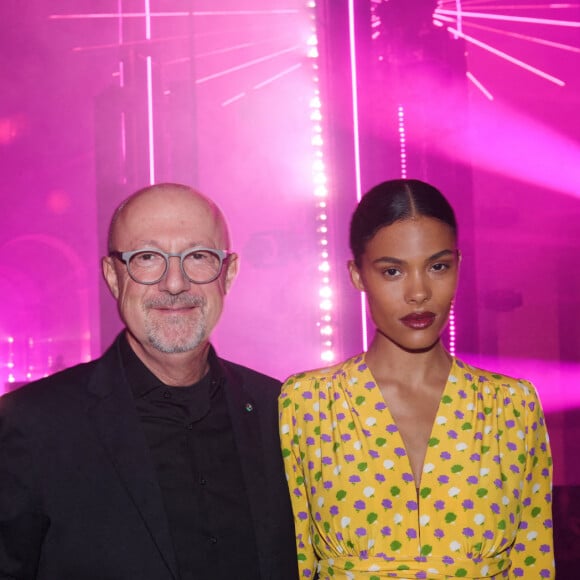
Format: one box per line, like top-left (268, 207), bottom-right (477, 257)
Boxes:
top-left (144, 0), bottom-right (155, 184)
top-left (448, 304), bottom-right (456, 356)
top-left (117, 0), bottom-right (127, 181)
top-left (397, 105), bottom-right (407, 178)
top-left (347, 0), bottom-right (368, 352)
top-left (309, 1), bottom-right (335, 364)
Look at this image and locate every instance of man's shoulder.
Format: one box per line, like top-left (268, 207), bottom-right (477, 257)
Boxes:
top-left (1, 358), bottom-right (99, 406)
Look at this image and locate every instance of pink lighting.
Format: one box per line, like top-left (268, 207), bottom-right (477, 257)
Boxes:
top-left (445, 25), bottom-right (566, 86)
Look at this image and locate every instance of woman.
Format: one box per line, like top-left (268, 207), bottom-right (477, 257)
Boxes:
top-left (279, 179), bottom-right (553, 579)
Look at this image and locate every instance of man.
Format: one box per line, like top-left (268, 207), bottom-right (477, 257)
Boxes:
top-left (0, 183), bottom-right (298, 579)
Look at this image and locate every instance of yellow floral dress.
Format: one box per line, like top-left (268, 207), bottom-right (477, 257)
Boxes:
top-left (279, 355), bottom-right (554, 579)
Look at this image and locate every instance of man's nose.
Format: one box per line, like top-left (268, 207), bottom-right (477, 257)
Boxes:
top-left (158, 256), bottom-right (191, 293)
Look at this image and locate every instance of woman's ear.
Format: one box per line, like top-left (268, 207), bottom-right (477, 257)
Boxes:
top-left (348, 260), bottom-right (366, 292)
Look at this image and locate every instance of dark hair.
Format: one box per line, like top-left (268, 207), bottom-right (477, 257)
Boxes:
top-left (349, 179), bottom-right (457, 265)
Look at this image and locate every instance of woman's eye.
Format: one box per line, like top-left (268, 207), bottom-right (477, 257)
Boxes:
top-left (383, 267), bottom-right (401, 277)
top-left (431, 262), bottom-right (449, 272)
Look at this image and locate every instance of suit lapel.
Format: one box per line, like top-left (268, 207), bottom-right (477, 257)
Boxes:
top-left (85, 341), bottom-right (178, 580)
top-left (220, 362), bottom-right (272, 579)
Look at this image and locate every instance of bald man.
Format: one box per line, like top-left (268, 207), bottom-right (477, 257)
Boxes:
top-left (0, 184), bottom-right (298, 580)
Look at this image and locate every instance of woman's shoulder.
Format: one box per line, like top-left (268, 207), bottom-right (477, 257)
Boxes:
top-left (281, 353), bottom-right (365, 391)
top-left (452, 357), bottom-right (537, 397)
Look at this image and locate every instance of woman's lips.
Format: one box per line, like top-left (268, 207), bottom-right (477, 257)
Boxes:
top-left (400, 312), bottom-right (436, 329)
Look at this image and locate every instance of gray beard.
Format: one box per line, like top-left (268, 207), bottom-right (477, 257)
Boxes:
top-left (144, 295), bottom-right (207, 354)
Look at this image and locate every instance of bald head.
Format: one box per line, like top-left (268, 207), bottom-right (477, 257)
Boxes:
top-left (108, 183), bottom-right (231, 254)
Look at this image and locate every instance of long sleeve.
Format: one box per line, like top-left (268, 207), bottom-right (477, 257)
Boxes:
top-left (509, 381), bottom-right (554, 578)
top-left (279, 380), bottom-right (318, 579)
top-left (0, 399), bottom-right (48, 580)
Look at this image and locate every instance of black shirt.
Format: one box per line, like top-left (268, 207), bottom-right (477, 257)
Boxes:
top-left (120, 337), bottom-right (261, 579)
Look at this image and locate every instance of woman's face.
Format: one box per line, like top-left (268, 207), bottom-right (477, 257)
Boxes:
top-left (349, 216), bottom-right (460, 352)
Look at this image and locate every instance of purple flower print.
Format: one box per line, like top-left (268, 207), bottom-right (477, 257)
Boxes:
top-left (298, 511), bottom-right (308, 520)
top-left (337, 412), bottom-right (345, 420)
top-left (434, 528), bottom-right (445, 539)
top-left (540, 570), bottom-right (551, 578)
top-left (375, 473), bottom-right (386, 483)
top-left (293, 488), bottom-right (302, 497)
top-left (382, 499), bottom-right (393, 509)
top-left (406, 500), bottom-right (418, 511)
top-left (462, 527), bottom-right (475, 538)
top-left (357, 361), bottom-right (367, 370)
top-left (322, 457), bottom-right (333, 465)
top-left (402, 472), bottom-right (414, 483)
top-left (442, 556), bottom-right (455, 565)
top-left (362, 429), bottom-right (371, 437)
top-left (437, 475), bottom-right (450, 485)
top-left (354, 500), bottom-right (366, 510)
top-left (440, 451), bottom-right (452, 460)
top-left (330, 505), bottom-right (339, 515)
top-left (505, 419), bottom-right (515, 428)
top-left (344, 454), bottom-right (355, 462)
top-left (304, 413), bottom-right (314, 422)
top-left (341, 433), bottom-right (351, 441)
top-left (513, 543), bottom-right (525, 552)
top-left (454, 410), bottom-right (465, 419)
top-left (355, 527), bottom-right (367, 537)
top-left (333, 392), bottom-right (341, 400)
top-left (321, 434), bottom-right (332, 442)
top-left (349, 475), bottom-right (361, 483)
top-left (302, 391), bottom-right (313, 399)
top-left (493, 479), bottom-right (503, 489)
top-left (540, 544), bottom-right (551, 554)
top-left (490, 503), bottom-right (500, 514)
top-left (469, 453), bottom-right (481, 461)
top-left (306, 437), bottom-right (315, 445)
top-left (364, 381), bottom-right (374, 390)
top-left (324, 480), bottom-right (333, 489)
top-left (375, 402), bottom-right (387, 410)
top-left (483, 530), bottom-right (494, 540)
top-left (447, 430), bottom-right (458, 439)
top-left (434, 500), bottom-right (445, 510)
top-left (381, 526), bottom-right (392, 536)
top-left (406, 528), bottom-right (417, 539)
top-left (369, 450), bottom-right (380, 459)
top-left (386, 424), bottom-right (398, 433)
top-left (320, 412), bottom-right (328, 420)
top-left (336, 532), bottom-right (344, 541)
top-left (462, 499), bottom-right (474, 510)
top-left (458, 389), bottom-right (467, 399)
top-left (395, 447), bottom-right (407, 457)
top-left (466, 476), bottom-right (478, 485)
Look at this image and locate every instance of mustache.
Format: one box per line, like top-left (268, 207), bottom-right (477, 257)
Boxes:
top-left (145, 295), bottom-right (205, 309)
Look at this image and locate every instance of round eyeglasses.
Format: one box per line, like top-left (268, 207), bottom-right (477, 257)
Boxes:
top-left (110, 247), bottom-right (230, 285)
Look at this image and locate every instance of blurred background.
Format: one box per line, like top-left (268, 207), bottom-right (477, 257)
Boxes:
top-left (1, 0), bottom-right (579, 572)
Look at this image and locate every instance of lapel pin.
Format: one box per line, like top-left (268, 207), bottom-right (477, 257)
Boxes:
top-left (245, 403), bottom-right (254, 412)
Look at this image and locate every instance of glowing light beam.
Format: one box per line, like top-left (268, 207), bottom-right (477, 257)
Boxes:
top-left (446, 25), bottom-right (566, 86)
top-left (195, 45), bottom-right (300, 84)
top-left (436, 9), bottom-right (580, 28)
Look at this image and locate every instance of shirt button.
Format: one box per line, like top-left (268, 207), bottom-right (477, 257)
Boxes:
top-left (163, 391), bottom-right (171, 399)
top-left (199, 477), bottom-right (207, 486)
top-left (186, 423), bottom-right (193, 430)
top-left (245, 403), bottom-right (253, 412)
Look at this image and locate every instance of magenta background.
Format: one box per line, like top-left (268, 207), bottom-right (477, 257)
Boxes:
top-left (1, 1), bottom-right (579, 491)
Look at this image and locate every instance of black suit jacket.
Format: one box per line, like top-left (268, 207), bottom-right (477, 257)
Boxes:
top-left (0, 336), bottom-right (298, 580)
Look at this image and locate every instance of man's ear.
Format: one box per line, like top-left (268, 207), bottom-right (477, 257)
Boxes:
top-left (102, 256), bottom-right (120, 299)
top-left (223, 252), bottom-right (239, 294)
top-left (348, 260), bottom-right (365, 292)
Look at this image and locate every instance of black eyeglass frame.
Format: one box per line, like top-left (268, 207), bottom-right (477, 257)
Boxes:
top-left (109, 246), bottom-right (230, 285)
